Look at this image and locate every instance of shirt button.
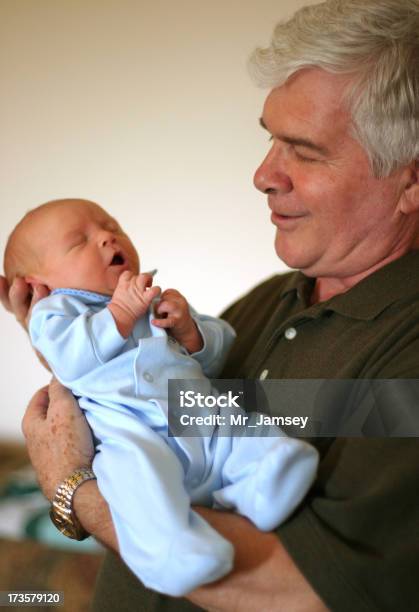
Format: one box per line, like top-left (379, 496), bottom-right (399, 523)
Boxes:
top-left (143, 371), bottom-right (154, 383)
top-left (284, 327), bottom-right (297, 340)
top-left (259, 369), bottom-right (269, 380)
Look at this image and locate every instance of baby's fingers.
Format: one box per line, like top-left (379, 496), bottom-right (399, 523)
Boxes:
top-left (134, 273), bottom-right (154, 293)
top-left (154, 299), bottom-right (180, 318)
top-left (151, 316), bottom-right (176, 329)
top-left (160, 288), bottom-right (182, 301)
top-left (117, 270), bottom-right (133, 287)
top-left (144, 285), bottom-right (161, 305)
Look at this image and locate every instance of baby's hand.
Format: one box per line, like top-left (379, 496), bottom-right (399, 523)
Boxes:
top-left (152, 289), bottom-right (203, 353)
top-left (109, 272), bottom-right (161, 338)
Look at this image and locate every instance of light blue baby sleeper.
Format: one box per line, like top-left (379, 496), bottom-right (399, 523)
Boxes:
top-left (30, 289), bottom-right (318, 596)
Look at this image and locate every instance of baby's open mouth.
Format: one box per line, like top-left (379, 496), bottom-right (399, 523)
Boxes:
top-left (110, 253), bottom-right (125, 266)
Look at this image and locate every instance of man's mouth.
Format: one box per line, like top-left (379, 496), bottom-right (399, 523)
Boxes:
top-left (270, 210), bottom-right (308, 230)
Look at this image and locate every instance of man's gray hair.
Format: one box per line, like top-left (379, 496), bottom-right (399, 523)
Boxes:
top-left (249, 0), bottom-right (419, 178)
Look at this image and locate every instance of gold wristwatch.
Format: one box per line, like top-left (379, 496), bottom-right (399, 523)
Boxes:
top-left (49, 467), bottom-right (96, 540)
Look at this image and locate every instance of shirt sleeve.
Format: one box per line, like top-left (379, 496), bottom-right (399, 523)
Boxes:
top-left (29, 294), bottom-right (127, 384)
top-left (187, 305), bottom-right (236, 378)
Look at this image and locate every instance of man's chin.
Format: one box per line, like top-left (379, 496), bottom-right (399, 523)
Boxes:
top-left (274, 239), bottom-right (319, 276)
top-left (275, 238), bottom-right (305, 269)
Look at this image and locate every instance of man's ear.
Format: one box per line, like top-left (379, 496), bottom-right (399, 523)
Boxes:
top-left (400, 160), bottom-right (419, 215)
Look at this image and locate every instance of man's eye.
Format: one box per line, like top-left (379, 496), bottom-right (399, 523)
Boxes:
top-left (294, 150), bottom-right (317, 163)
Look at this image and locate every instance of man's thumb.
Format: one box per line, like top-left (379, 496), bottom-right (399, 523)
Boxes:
top-left (22, 386), bottom-right (49, 437)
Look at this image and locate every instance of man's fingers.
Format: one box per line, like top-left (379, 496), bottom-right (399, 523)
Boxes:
top-left (25, 283), bottom-right (50, 327)
top-left (47, 377), bottom-right (81, 417)
top-left (31, 283), bottom-right (50, 307)
top-left (0, 276), bottom-right (12, 312)
top-left (9, 277), bottom-right (32, 327)
top-left (21, 385), bottom-right (49, 437)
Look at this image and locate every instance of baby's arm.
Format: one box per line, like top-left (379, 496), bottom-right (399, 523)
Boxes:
top-left (187, 308), bottom-right (236, 378)
top-left (152, 289), bottom-right (204, 353)
top-left (108, 271), bottom-right (161, 338)
top-left (152, 289), bottom-right (236, 375)
top-left (29, 294), bottom-right (131, 384)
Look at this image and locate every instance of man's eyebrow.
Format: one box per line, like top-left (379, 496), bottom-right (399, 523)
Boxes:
top-left (259, 117), bottom-right (330, 156)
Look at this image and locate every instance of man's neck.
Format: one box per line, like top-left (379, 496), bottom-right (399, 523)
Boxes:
top-left (310, 248), bottom-right (414, 305)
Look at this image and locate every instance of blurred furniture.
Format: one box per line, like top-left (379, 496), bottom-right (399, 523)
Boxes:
top-left (0, 442), bottom-right (104, 612)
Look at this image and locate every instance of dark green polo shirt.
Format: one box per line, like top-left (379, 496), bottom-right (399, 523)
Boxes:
top-left (92, 251), bottom-right (419, 612)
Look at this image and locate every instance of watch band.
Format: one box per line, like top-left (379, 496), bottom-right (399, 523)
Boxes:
top-left (49, 467), bottom-right (96, 540)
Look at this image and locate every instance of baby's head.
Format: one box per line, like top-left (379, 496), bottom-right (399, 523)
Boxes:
top-left (4, 199), bottom-right (140, 295)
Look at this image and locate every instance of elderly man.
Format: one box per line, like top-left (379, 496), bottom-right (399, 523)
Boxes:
top-left (2, 0), bottom-right (419, 610)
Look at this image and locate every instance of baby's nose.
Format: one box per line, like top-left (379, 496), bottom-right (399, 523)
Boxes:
top-left (99, 231), bottom-right (116, 247)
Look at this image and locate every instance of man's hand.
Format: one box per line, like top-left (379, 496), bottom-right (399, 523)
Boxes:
top-left (152, 288), bottom-right (203, 353)
top-left (22, 379), bottom-right (94, 500)
top-left (188, 507), bottom-right (328, 612)
top-left (0, 275), bottom-right (51, 370)
top-left (109, 271), bottom-right (161, 338)
top-left (0, 275), bottom-right (49, 330)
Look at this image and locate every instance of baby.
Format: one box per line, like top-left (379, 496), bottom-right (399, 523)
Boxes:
top-left (4, 198), bottom-right (318, 596)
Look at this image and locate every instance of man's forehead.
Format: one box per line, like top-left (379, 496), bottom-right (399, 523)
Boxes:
top-left (262, 68), bottom-right (352, 145)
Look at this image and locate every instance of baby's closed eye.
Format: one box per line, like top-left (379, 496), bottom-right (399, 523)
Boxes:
top-left (67, 235), bottom-right (87, 250)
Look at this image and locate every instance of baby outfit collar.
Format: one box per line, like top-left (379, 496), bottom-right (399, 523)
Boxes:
top-left (51, 288), bottom-right (111, 304)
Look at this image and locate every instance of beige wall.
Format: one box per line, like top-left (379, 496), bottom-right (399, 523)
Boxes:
top-left (0, 0), bottom-right (314, 439)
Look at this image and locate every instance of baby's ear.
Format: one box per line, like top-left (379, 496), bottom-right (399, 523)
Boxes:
top-left (24, 275), bottom-right (52, 294)
top-left (24, 276), bottom-right (42, 292)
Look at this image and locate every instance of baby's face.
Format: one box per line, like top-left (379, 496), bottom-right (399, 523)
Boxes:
top-left (28, 200), bottom-right (139, 294)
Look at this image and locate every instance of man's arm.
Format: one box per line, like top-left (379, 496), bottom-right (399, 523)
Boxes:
top-left (22, 381), bottom-right (119, 550)
top-left (23, 380), bottom-right (327, 612)
top-left (188, 508), bottom-right (327, 612)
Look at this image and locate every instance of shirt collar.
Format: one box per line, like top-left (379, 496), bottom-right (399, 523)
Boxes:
top-left (278, 250), bottom-right (419, 321)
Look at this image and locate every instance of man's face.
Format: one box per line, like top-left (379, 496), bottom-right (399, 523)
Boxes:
top-left (254, 68), bottom-right (410, 279)
top-left (29, 200), bottom-right (139, 294)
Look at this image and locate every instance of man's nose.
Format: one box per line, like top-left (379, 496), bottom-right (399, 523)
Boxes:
top-left (253, 147), bottom-right (293, 195)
